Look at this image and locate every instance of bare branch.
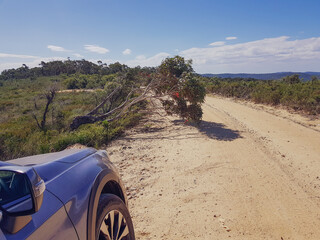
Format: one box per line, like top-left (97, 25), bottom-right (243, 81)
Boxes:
top-left (40, 88), bottom-right (56, 130)
top-left (32, 113), bottom-right (41, 129)
top-left (33, 98), bottom-right (39, 110)
top-left (33, 86), bottom-right (57, 131)
top-left (87, 87), bottom-right (120, 116)
top-left (97, 89), bottom-right (134, 120)
top-left (102, 91), bottom-right (150, 123)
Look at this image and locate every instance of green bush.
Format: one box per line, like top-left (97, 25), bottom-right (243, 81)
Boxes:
top-left (0, 105), bottom-right (145, 161)
top-left (0, 72), bottom-right (146, 160)
top-left (157, 57), bottom-right (206, 122)
top-left (64, 75), bottom-right (88, 89)
top-left (206, 76), bottom-right (320, 115)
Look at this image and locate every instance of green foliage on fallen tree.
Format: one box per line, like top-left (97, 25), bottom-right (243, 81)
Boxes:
top-left (156, 56), bottom-right (206, 123)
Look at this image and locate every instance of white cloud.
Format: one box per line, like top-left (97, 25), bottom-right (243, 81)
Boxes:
top-left (47, 45), bottom-right (69, 52)
top-left (126, 52), bottom-right (170, 67)
top-left (73, 53), bottom-right (84, 58)
top-left (209, 41), bottom-right (225, 47)
top-left (0, 57), bottom-right (66, 72)
top-left (2, 36), bottom-right (320, 74)
top-left (136, 55), bottom-right (146, 60)
top-left (181, 36), bottom-right (320, 73)
top-left (122, 48), bottom-right (132, 55)
top-left (84, 45), bottom-right (109, 54)
top-left (226, 36), bottom-right (237, 40)
top-left (0, 53), bottom-right (38, 59)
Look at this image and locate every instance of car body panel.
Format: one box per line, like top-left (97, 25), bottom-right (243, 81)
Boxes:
top-left (26, 205), bottom-right (77, 240)
top-left (0, 148), bottom-right (127, 240)
top-left (42, 152), bottom-right (111, 239)
top-left (7, 148), bottom-right (96, 166)
top-left (0, 190), bottom-right (77, 240)
top-left (6, 149), bottom-right (96, 184)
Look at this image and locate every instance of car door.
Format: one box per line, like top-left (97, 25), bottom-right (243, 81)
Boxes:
top-left (1, 190), bottom-right (78, 240)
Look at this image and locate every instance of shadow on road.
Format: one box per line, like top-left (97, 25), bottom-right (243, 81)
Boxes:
top-left (197, 120), bottom-right (242, 141)
top-left (173, 120), bottom-right (242, 141)
top-left (122, 119), bottom-right (242, 142)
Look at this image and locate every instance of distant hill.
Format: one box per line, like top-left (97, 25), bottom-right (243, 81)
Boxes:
top-left (201, 72), bottom-right (320, 81)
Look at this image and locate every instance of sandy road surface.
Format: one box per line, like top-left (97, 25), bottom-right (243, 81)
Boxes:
top-left (107, 96), bottom-right (320, 240)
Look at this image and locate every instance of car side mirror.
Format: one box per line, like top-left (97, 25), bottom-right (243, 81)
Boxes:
top-left (0, 167), bottom-right (45, 233)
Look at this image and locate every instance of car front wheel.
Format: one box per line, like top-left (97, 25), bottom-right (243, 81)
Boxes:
top-left (96, 194), bottom-right (135, 240)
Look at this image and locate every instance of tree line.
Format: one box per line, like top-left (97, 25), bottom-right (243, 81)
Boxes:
top-left (0, 59), bottom-right (156, 81)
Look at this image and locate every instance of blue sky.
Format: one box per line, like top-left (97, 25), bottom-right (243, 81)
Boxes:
top-left (0, 0), bottom-right (320, 73)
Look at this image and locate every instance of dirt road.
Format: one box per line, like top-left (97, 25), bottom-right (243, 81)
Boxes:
top-left (107, 96), bottom-right (320, 240)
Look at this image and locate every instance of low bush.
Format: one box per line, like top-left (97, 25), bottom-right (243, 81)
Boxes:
top-left (205, 76), bottom-right (320, 115)
top-left (0, 72), bottom-right (146, 160)
top-left (0, 107), bottom-right (144, 160)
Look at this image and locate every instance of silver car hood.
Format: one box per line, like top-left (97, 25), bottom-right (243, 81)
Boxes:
top-left (4, 148), bottom-right (97, 183)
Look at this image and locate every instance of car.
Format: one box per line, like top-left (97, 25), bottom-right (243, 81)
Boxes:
top-left (0, 148), bottom-right (135, 240)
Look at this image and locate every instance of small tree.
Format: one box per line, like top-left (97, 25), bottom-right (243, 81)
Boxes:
top-left (32, 86), bottom-right (57, 131)
top-left (156, 56), bottom-right (206, 122)
top-left (282, 74), bottom-right (301, 84)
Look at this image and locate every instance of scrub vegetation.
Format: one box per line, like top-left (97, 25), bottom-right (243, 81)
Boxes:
top-left (4, 56), bottom-right (317, 161)
top-left (0, 74), bottom-right (145, 160)
top-left (203, 74), bottom-right (320, 115)
top-left (0, 56), bottom-right (205, 160)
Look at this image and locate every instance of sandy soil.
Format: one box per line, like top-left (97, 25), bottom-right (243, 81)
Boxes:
top-left (57, 89), bottom-right (102, 93)
top-left (107, 96), bottom-right (320, 240)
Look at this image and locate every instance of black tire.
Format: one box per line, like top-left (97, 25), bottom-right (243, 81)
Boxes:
top-left (95, 194), bottom-right (135, 240)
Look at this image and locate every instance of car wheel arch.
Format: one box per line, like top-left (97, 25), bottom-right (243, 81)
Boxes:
top-left (101, 180), bottom-right (126, 203)
top-left (86, 169), bottom-right (126, 240)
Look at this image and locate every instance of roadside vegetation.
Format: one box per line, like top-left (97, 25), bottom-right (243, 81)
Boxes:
top-left (0, 74), bottom-right (145, 160)
top-left (0, 56), bottom-right (205, 160)
top-left (2, 57), bottom-right (318, 160)
top-left (204, 74), bottom-right (320, 115)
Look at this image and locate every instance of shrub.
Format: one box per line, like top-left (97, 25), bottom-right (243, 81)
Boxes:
top-left (157, 57), bottom-right (206, 122)
top-left (206, 76), bottom-right (320, 115)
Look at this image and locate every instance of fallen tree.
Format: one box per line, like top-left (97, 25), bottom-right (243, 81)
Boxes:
top-left (70, 56), bottom-right (206, 130)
